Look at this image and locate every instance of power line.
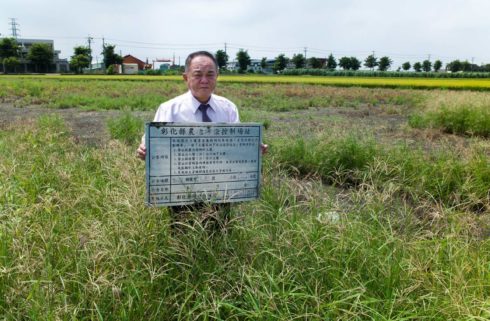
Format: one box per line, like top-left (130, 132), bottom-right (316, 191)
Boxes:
top-left (12, 33), bottom-right (490, 64)
top-left (103, 37), bottom-right (222, 47)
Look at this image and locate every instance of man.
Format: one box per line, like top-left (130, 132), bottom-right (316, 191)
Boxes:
top-left (137, 50), bottom-right (266, 229)
top-left (137, 50), bottom-right (267, 158)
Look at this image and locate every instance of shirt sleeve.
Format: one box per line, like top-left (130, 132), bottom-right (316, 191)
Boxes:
top-left (229, 101), bottom-right (240, 123)
top-left (153, 103), bottom-right (170, 122)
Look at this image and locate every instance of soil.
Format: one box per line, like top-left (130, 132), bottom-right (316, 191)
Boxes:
top-left (0, 103), bottom-right (154, 146)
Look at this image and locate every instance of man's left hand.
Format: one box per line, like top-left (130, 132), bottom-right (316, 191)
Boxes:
top-left (261, 143), bottom-right (268, 155)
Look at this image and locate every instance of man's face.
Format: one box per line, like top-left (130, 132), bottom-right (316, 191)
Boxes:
top-left (183, 55), bottom-right (218, 103)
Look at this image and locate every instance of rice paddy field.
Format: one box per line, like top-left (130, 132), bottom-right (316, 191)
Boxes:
top-left (1, 75), bottom-right (490, 320)
top-left (7, 73), bottom-right (490, 90)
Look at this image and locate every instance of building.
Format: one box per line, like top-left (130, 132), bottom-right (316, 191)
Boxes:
top-left (227, 58), bottom-right (275, 73)
top-left (248, 59), bottom-right (263, 72)
top-left (15, 38), bottom-right (69, 73)
top-left (122, 55), bottom-right (151, 71)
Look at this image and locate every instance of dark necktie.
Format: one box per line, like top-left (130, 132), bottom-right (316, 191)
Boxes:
top-left (198, 104), bottom-right (212, 122)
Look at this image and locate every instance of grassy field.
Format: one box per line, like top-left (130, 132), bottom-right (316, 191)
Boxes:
top-left (1, 77), bottom-right (490, 320)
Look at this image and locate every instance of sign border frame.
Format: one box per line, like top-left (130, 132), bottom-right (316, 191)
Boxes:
top-left (145, 122), bottom-right (263, 207)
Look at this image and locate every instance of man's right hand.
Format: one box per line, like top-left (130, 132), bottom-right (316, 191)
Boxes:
top-left (136, 143), bottom-right (146, 160)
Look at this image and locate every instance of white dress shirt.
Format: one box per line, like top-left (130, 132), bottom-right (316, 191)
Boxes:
top-left (153, 91), bottom-right (240, 123)
top-left (141, 91), bottom-right (240, 143)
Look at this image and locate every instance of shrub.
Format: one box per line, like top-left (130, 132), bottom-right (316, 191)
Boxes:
top-left (106, 65), bottom-right (116, 75)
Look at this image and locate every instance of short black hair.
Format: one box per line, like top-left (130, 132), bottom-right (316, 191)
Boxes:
top-left (184, 51), bottom-right (218, 73)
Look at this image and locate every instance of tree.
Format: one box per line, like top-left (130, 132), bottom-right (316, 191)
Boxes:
top-left (260, 57), bottom-right (267, 69)
top-left (422, 60), bottom-right (432, 72)
top-left (378, 56), bottom-right (392, 71)
top-left (402, 62), bottom-right (411, 71)
top-left (236, 49), bottom-right (251, 73)
top-left (308, 57), bottom-right (322, 69)
top-left (413, 62), bottom-right (422, 72)
top-left (326, 53), bottom-right (337, 70)
top-left (433, 60), bottom-right (442, 72)
top-left (27, 43), bottom-right (54, 72)
top-left (466, 61), bottom-right (479, 72)
top-left (338, 56), bottom-right (352, 70)
top-left (215, 49), bottom-right (228, 70)
top-left (339, 57), bottom-right (360, 70)
top-left (69, 46), bottom-right (91, 74)
top-left (102, 44), bottom-right (123, 71)
top-left (0, 37), bottom-right (20, 59)
top-left (273, 54), bottom-right (289, 73)
top-left (364, 54), bottom-right (378, 70)
top-left (291, 53), bottom-right (305, 69)
top-left (460, 60), bottom-right (471, 72)
top-left (350, 57), bottom-right (361, 70)
top-left (447, 60), bottom-right (461, 72)
top-left (3, 57), bottom-right (20, 73)
top-left (0, 37), bottom-right (20, 73)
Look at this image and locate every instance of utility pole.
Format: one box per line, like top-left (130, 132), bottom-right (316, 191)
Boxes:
top-left (87, 35), bottom-right (93, 68)
top-left (100, 37), bottom-right (106, 70)
top-left (224, 42), bottom-right (227, 54)
top-left (304, 47), bottom-right (307, 60)
top-left (9, 18), bottom-right (20, 39)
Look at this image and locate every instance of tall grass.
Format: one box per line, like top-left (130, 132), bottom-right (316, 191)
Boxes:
top-left (107, 110), bottom-right (144, 144)
top-left (272, 133), bottom-right (490, 211)
top-left (0, 78), bottom-right (182, 110)
top-left (409, 91), bottom-right (490, 137)
top-left (1, 115), bottom-right (490, 319)
top-left (409, 105), bottom-right (490, 137)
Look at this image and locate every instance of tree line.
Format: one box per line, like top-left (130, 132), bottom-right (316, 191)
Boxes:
top-left (3, 37), bottom-right (489, 75)
top-left (216, 49), bottom-right (490, 74)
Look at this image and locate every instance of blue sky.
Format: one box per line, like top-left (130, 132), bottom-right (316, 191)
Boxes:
top-left (2, 0), bottom-right (490, 68)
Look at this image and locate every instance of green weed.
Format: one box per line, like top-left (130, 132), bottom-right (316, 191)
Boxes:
top-left (273, 134), bottom-right (377, 186)
top-left (409, 91), bottom-right (490, 137)
top-left (107, 111), bottom-right (144, 144)
top-left (273, 134), bottom-right (490, 211)
top-left (410, 105), bottom-right (490, 137)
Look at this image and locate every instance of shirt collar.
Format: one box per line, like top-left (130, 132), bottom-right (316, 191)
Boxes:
top-left (189, 91), bottom-right (215, 114)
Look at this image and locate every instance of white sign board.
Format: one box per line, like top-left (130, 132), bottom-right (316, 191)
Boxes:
top-left (145, 122), bottom-right (262, 207)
